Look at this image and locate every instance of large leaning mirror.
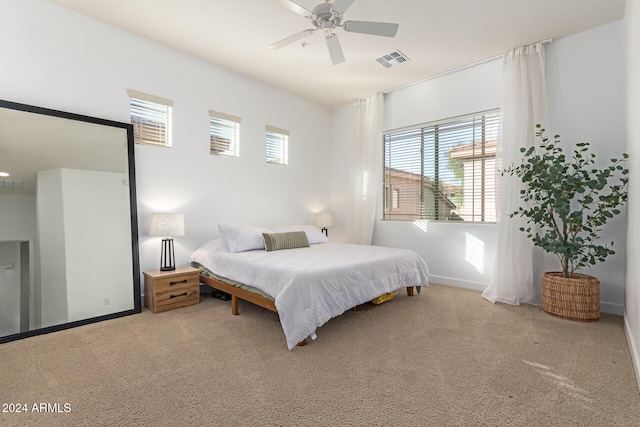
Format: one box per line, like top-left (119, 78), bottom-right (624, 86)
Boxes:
top-left (0, 99), bottom-right (141, 344)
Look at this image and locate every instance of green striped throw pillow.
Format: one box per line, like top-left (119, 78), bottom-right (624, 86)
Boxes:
top-left (262, 231), bottom-right (310, 252)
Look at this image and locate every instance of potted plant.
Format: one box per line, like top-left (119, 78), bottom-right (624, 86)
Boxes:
top-left (503, 125), bottom-right (629, 321)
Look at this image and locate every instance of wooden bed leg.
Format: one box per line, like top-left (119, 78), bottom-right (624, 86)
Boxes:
top-left (297, 339), bottom-right (306, 347)
top-left (231, 295), bottom-right (239, 315)
top-left (406, 286), bottom-right (415, 296)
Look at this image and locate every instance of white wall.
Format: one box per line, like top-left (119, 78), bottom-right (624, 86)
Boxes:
top-left (37, 170), bottom-right (68, 328)
top-left (61, 169), bottom-right (134, 320)
top-left (546, 21), bottom-right (627, 314)
top-left (0, 0), bottom-right (332, 285)
top-left (377, 58), bottom-right (503, 291)
top-left (26, 168), bottom-right (136, 327)
top-left (624, 0), bottom-right (640, 391)
top-left (332, 21), bottom-right (627, 313)
top-left (383, 59), bottom-right (505, 131)
top-left (0, 194), bottom-right (36, 241)
top-left (332, 59), bottom-right (503, 290)
top-left (329, 104), bottom-right (356, 242)
top-left (330, 59), bottom-right (502, 290)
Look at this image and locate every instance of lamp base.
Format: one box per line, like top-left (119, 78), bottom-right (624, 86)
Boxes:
top-left (160, 238), bottom-right (176, 271)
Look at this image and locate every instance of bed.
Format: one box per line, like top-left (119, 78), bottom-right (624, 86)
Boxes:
top-left (189, 224), bottom-right (429, 349)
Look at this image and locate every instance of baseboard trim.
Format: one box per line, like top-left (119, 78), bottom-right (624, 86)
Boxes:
top-left (429, 276), bottom-right (623, 315)
top-left (600, 301), bottom-right (624, 316)
top-left (428, 275), bottom-right (486, 292)
top-left (624, 313), bottom-right (640, 395)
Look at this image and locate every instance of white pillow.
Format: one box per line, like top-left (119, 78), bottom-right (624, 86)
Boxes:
top-left (189, 239), bottom-right (227, 266)
top-left (218, 224), bottom-right (273, 253)
top-left (274, 224), bottom-right (329, 244)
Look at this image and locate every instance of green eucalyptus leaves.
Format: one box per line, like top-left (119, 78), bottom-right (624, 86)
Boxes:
top-left (503, 124), bottom-right (629, 278)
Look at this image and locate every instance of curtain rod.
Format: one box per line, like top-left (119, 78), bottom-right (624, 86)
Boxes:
top-left (382, 38), bottom-right (552, 95)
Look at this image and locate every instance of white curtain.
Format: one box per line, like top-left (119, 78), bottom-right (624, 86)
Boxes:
top-left (482, 43), bottom-right (548, 305)
top-left (345, 93), bottom-right (384, 245)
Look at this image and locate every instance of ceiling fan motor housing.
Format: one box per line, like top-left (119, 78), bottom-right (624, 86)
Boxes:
top-left (311, 3), bottom-right (342, 32)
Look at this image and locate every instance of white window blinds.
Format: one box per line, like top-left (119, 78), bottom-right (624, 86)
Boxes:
top-left (266, 125), bottom-right (289, 165)
top-left (127, 89), bottom-right (173, 148)
top-left (383, 110), bottom-right (500, 222)
top-left (210, 110), bottom-right (240, 157)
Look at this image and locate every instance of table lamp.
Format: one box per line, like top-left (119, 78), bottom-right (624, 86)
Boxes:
top-left (314, 212), bottom-right (334, 237)
top-left (149, 213), bottom-right (185, 271)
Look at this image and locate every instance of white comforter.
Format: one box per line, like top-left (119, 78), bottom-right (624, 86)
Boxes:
top-left (190, 240), bottom-right (429, 350)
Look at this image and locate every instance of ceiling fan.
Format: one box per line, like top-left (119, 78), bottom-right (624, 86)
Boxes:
top-left (270, 0), bottom-right (399, 65)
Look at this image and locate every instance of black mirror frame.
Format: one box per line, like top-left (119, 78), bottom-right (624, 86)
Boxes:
top-left (0, 99), bottom-right (141, 344)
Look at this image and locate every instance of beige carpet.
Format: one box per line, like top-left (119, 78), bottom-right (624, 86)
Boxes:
top-left (1, 284), bottom-right (639, 427)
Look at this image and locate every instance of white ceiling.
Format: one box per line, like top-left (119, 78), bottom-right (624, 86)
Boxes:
top-left (47, 0), bottom-right (624, 109)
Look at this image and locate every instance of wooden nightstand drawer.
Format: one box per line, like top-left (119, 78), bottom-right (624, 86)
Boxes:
top-left (152, 286), bottom-right (199, 313)
top-left (152, 273), bottom-right (199, 292)
top-left (144, 266), bottom-right (200, 314)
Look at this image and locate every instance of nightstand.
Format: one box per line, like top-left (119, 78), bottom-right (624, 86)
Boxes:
top-left (144, 266), bottom-right (200, 313)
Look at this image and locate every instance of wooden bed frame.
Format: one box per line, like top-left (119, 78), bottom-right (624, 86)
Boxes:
top-left (199, 273), bottom-right (416, 345)
top-left (199, 274), bottom-right (277, 316)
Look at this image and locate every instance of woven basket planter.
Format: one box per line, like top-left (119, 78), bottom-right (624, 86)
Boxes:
top-left (541, 272), bottom-right (600, 322)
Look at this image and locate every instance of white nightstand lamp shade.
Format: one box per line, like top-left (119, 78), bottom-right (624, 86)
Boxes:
top-left (150, 213), bottom-right (185, 271)
top-left (314, 212), bottom-right (334, 237)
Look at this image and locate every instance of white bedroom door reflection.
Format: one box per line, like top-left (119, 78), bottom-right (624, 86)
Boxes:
top-left (0, 241), bottom-right (32, 336)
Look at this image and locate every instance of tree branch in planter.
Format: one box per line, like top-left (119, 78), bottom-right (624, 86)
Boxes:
top-left (502, 125), bottom-right (628, 278)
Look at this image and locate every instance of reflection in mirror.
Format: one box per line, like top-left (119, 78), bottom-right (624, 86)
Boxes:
top-left (0, 100), bottom-right (141, 343)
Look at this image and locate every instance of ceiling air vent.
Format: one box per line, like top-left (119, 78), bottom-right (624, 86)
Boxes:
top-left (376, 50), bottom-right (410, 68)
top-left (1, 179), bottom-right (24, 190)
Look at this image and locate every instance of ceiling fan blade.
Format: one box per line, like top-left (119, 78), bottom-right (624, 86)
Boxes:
top-left (269, 29), bottom-right (316, 49)
top-left (273, 0), bottom-right (313, 17)
top-left (326, 33), bottom-right (345, 65)
top-left (332, 0), bottom-right (356, 15)
top-left (343, 21), bottom-right (399, 37)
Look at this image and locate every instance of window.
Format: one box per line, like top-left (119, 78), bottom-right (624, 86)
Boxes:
top-left (128, 89), bottom-right (172, 147)
top-left (392, 188), bottom-right (400, 209)
top-left (383, 110), bottom-right (500, 222)
top-left (210, 110), bottom-right (240, 157)
top-left (385, 186), bottom-right (401, 209)
top-left (266, 126), bottom-right (289, 165)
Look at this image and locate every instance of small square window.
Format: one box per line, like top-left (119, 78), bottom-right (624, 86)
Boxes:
top-left (127, 90), bottom-right (172, 148)
top-left (266, 126), bottom-right (289, 165)
top-left (210, 110), bottom-right (240, 157)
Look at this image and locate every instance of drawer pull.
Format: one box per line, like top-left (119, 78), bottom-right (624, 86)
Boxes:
top-left (170, 292), bottom-right (188, 299)
top-left (170, 279), bottom-right (188, 286)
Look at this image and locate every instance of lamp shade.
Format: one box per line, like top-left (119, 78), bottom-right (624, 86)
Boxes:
top-left (149, 213), bottom-right (185, 237)
top-left (314, 212), bottom-right (334, 228)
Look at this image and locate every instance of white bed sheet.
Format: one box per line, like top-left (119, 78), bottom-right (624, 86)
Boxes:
top-left (190, 240), bottom-right (429, 350)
